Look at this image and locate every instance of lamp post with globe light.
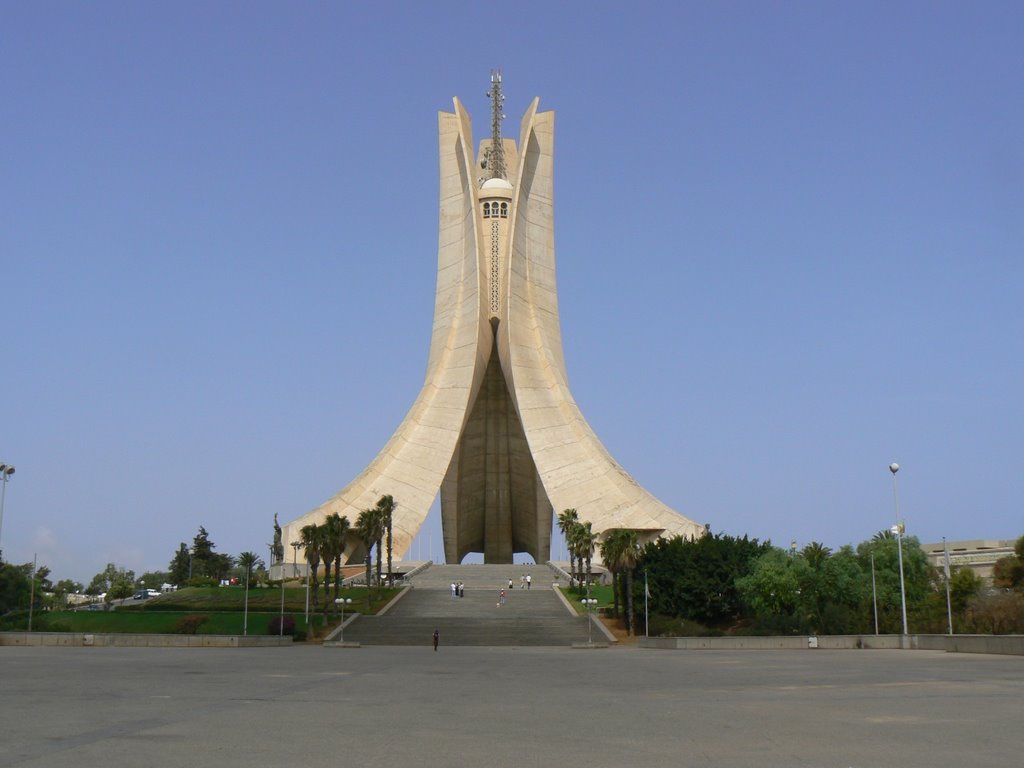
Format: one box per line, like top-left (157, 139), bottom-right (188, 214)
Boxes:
top-left (0, 463), bottom-right (15, 561)
top-left (334, 597), bottom-right (353, 642)
top-left (582, 592), bottom-right (599, 646)
top-left (890, 463), bottom-right (909, 638)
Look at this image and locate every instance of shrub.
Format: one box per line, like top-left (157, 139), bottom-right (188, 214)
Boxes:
top-left (268, 615), bottom-right (296, 636)
top-left (172, 614), bottom-right (210, 634)
top-left (964, 591), bottom-right (1024, 634)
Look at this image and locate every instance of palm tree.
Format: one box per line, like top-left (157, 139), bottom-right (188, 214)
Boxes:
top-left (322, 512), bottom-right (350, 602)
top-left (376, 495), bottom-right (396, 587)
top-left (356, 507), bottom-right (381, 608)
top-left (566, 520), bottom-right (594, 596)
top-left (802, 541), bottom-right (832, 570)
top-left (237, 551), bottom-right (262, 585)
top-left (557, 508), bottom-right (579, 585)
top-left (317, 517), bottom-right (344, 620)
top-left (617, 529), bottom-right (641, 635)
top-left (576, 521), bottom-right (598, 593)
top-left (237, 551), bottom-right (263, 637)
top-left (299, 523), bottom-right (323, 609)
top-left (600, 530), bottom-right (627, 618)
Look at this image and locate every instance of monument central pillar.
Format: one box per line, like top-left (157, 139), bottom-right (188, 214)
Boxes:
top-left (283, 73), bottom-right (705, 566)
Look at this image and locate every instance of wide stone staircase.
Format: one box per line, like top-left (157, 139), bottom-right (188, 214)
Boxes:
top-left (338, 564), bottom-right (590, 647)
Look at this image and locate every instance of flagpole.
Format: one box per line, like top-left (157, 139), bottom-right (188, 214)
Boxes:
top-left (943, 537), bottom-right (953, 635)
top-left (644, 570), bottom-right (649, 639)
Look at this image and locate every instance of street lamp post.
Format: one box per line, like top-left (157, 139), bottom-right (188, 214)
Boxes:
top-left (870, 551), bottom-right (879, 635)
top-left (582, 577), bottom-right (598, 646)
top-left (243, 561), bottom-right (252, 637)
top-left (890, 463), bottom-right (909, 639)
top-left (334, 597), bottom-right (352, 642)
top-left (291, 541), bottom-right (310, 623)
top-left (0, 463), bottom-right (16, 561)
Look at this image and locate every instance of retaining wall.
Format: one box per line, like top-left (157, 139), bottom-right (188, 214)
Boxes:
top-left (641, 633), bottom-right (1024, 656)
top-left (0, 632), bottom-right (293, 648)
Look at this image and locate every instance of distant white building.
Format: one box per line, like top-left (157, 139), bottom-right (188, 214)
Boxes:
top-left (920, 539), bottom-right (1015, 581)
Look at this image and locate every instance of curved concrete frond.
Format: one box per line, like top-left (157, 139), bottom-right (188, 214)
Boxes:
top-left (283, 91), bottom-right (703, 565)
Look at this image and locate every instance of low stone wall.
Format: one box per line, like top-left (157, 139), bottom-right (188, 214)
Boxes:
top-left (0, 632), bottom-right (293, 648)
top-left (641, 634), bottom-right (1024, 656)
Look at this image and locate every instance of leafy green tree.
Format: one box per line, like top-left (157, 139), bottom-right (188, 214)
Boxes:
top-left (856, 533), bottom-right (932, 633)
top-left (640, 532), bottom-right (772, 628)
top-left (138, 571), bottom-right (169, 590)
top-left (736, 548), bottom-right (809, 630)
top-left (107, 569), bottom-right (135, 601)
top-left (168, 543), bottom-right (191, 586)
top-left (0, 562), bottom-right (32, 614)
top-left (86, 563), bottom-right (136, 602)
top-left (54, 578), bottom-right (83, 596)
top-left (740, 545), bottom-right (866, 633)
top-left (189, 527), bottom-right (235, 582)
top-left (992, 535), bottom-right (1024, 591)
top-left (949, 567), bottom-right (984, 615)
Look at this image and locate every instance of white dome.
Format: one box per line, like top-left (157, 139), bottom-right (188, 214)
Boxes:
top-left (481, 177), bottom-right (514, 193)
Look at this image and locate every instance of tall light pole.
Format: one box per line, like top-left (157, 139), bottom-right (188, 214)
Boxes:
top-left (870, 551), bottom-right (879, 635)
top-left (291, 541), bottom-right (309, 624)
top-left (243, 559), bottom-right (252, 637)
top-left (890, 463), bottom-right (909, 639)
top-left (335, 597), bottom-right (352, 642)
top-left (0, 463), bottom-right (15, 561)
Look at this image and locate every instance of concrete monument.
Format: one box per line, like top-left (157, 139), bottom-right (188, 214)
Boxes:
top-left (284, 73), bottom-right (704, 563)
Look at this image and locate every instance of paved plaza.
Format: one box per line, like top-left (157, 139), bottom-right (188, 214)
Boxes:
top-left (1, 645), bottom-right (1021, 767)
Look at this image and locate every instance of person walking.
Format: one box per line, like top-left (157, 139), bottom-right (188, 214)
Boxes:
top-left (433, 628), bottom-right (439, 651)
top-left (526, 574), bottom-right (531, 590)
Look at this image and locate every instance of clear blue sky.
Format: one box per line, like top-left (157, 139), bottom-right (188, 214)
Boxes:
top-left (3, 3), bottom-right (1021, 584)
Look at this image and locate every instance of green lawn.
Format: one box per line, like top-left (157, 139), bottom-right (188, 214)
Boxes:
top-left (2, 585), bottom-right (402, 638)
top-left (120, 585), bottom-right (398, 613)
top-left (27, 610), bottom-right (304, 636)
top-left (559, 583), bottom-right (615, 612)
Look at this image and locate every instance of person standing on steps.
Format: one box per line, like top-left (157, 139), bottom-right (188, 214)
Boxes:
top-left (508, 577), bottom-right (514, 591)
top-left (526, 574), bottom-right (531, 590)
top-left (433, 628), bottom-right (439, 651)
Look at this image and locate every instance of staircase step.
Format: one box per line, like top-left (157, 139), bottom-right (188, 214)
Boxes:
top-left (339, 564), bottom-right (592, 647)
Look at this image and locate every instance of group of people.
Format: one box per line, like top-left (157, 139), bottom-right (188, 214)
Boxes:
top-left (450, 581), bottom-right (465, 598)
top-left (509, 574), bottom-right (532, 590)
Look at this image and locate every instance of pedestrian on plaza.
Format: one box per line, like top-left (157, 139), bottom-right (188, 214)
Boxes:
top-left (520, 574), bottom-right (526, 589)
top-left (499, 588), bottom-right (506, 606)
top-left (526, 574), bottom-right (531, 590)
top-left (508, 578), bottom-right (514, 591)
top-left (458, 581), bottom-right (464, 597)
top-left (433, 628), bottom-right (439, 651)
top-left (451, 581), bottom-right (456, 598)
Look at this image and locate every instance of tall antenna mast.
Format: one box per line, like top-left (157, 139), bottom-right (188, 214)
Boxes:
top-left (485, 69), bottom-right (507, 179)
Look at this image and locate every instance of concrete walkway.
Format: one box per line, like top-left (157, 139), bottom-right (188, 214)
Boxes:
top-left (341, 563), bottom-right (589, 646)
